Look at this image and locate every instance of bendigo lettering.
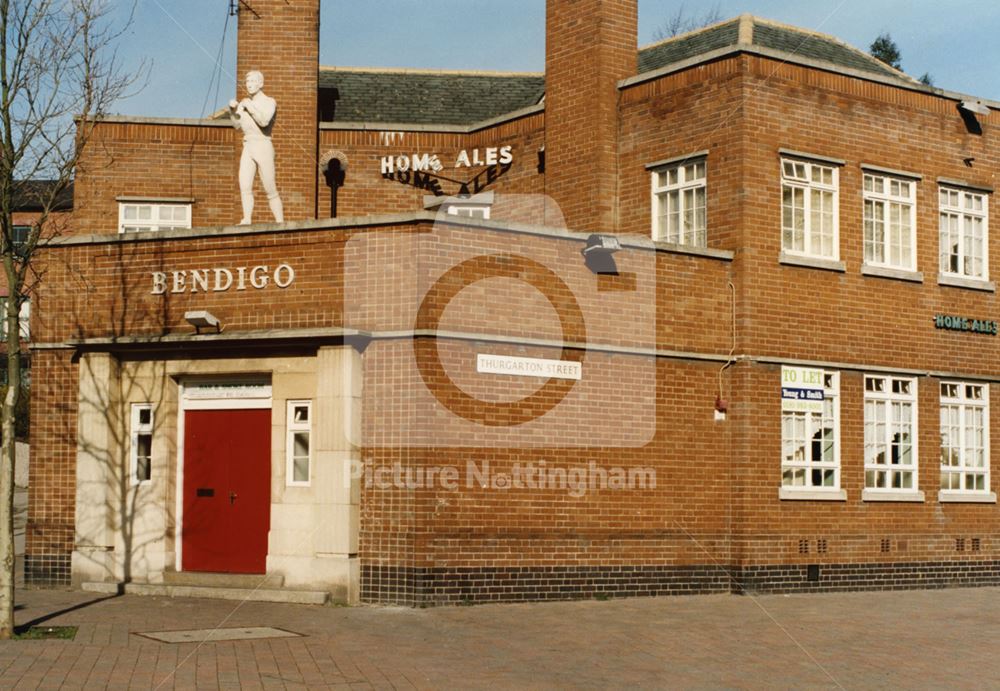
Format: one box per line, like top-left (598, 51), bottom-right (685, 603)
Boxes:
top-left (151, 263), bottom-right (295, 295)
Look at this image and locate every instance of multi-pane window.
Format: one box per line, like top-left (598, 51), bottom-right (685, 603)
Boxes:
top-left (863, 173), bottom-right (916, 270)
top-left (781, 158), bottom-right (838, 259)
top-left (939, 187), bottom-right (988, 280)
top-left (11, 225), bottom-right (29, 255)
top-left (0, 298), bottom-right (30, 341)
top-left (781, 372), bottom-right (839, 489)
top-left (940, 382), bottom-right (989, 492)
top-left (652, 159), bottom-right (706, 246)
top-left (130, 404), bottom-right (153, 484)
top-left (118, 202), bottom-right (191, 233)
top-left (286, 400), bottom-right (312, 486)
top-left (864, 375), bottom-right (918, 490)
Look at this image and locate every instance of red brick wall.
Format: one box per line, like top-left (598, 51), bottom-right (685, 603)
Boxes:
top-left (29, 217), bottom-right (738, 599)
top-left (73, 122), bottom-right (238, 233)
top-left (72, 113), bottom-right (545, 236)
top-left (318, 113), bottom-right (545, 223)
top-left (618, 59), bottom-right (745, 251)
top-left (30, 11), bottom-right (1000, 599)
top-left (737, 55), bottom-right (999, 368)
top-left (733, 365), bottom-right (1000, 569)
top-left (24, 349), bottom-right (77, 584)
top-left (729, 55), bottom-right (1000, 573)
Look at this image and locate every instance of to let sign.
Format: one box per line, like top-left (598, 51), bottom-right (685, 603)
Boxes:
top-left (781, 365), bottom-right (824, 414)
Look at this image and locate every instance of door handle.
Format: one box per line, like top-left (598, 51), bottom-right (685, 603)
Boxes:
top-left (229, 491), bottom-right (237, 505)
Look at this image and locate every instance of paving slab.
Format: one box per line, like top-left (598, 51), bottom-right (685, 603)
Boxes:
top-left (6, 586), bottom-right (1000, 687)
top-left (138, 626), bottom-right (301, 644)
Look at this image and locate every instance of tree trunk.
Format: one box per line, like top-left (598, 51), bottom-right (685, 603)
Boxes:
top-left (0, 306), bottom-right (20, 639)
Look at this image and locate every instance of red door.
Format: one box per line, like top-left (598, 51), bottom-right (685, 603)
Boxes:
top-left (182, 408), bottom-right (271, 573)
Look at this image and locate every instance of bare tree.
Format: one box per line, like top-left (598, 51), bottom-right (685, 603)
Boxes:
top-left (651, 3), bottom-right (723, 41)
top-left (0, 0), bottom-right (141, 639)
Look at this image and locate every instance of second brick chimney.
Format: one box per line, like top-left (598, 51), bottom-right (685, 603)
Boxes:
top-left (544, 0), bottom-right (637, 232)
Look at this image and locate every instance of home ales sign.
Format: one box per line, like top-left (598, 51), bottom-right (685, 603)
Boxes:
top-left (380, 146), bottom-right (514, 196)
top-left (933, 314), bottom-right (999, 335)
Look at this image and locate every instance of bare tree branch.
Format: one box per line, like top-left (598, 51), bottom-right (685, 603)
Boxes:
top-left (0, 0), bottom-right (143, 640)
top-left (651, 3), bottom-right (723, 41)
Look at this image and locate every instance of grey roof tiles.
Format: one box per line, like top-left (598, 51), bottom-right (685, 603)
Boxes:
top-left (320, 15), bottom-right (911, 126)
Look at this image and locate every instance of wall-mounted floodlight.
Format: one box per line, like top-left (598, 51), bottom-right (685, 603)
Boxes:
top-left (961, 100), bottom-right (991, 116)
top-left (185, 310), bottom-right (221, 334)
top-left (582, 234), bottom-right (621, 256)
top-left (581, 234), bottom-right (621, 274)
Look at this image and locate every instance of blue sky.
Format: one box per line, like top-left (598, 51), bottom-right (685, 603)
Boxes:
top-left (116, 0), bottom-right (1000, 117)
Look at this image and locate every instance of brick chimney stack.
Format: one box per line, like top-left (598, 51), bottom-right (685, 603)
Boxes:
top-left (544, 0), bottom-right (637, 232)
top-left (236, 0), bottom-right (319, 221)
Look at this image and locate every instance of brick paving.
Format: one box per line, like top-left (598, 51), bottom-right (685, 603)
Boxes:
top-left (5, 586), bottom-right (1000, 688)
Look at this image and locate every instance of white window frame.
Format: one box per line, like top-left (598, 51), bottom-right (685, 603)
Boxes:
top-left (118, 201), bottom-right (192, 233)
top-left (286, 400), bottom-right (312, 487)
top-left (781, 158), bottom-right (839, 260)
top-left (863, 173), bottom-right (916, 271)
top-left (446, 204), bottom-right (491, 220)
top-left (940, 381), bottom-right (991, 496)
top-left (781, 371), bottom-right (840, 492)
top-left (864, 375), bottom-right (918, 493)
top-left (130, 403), bottom-right (153, 486)
top-left (651, 158), bottom-right (707, 246)
top-left (0, 297), bottom-right (30, 341)
top-left (939, 186), bottom-right (989, 281)
top-left (11, 225), bottom-right (29, 252)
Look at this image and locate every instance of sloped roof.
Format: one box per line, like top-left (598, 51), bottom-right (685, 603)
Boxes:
top-left (638, 15), bottom-right (910, 81)
top-left (637, 18), bottom-right (741, 73)
top-left (13, 180), bottom-right (73, 212)
top-left (319, 68), bottom-right (544, 126)
top-left (319, 15), bottom-right (915, 127)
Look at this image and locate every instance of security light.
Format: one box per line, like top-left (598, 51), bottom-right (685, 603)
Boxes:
top-left (581, 234), bottom-right (621, 256)
top-left (185, 310), bottom-right (221, 334)
top-left (960, 100), bottom-right (990, 116)
top-left (581, 234), bottom-right (621, 274)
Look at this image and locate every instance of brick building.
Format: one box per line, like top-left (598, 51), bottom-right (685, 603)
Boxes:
top-left (24, 0), bottom-right (1000, 604)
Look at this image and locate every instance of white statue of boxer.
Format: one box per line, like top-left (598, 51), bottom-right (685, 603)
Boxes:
top-left (229, 71), bottom-right (284, 224)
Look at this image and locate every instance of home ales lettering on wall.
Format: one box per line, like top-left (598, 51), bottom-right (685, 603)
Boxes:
top-left (380, 146), bottom-right (514, 196)
top-left (933, 314), bottom-right (999, 335)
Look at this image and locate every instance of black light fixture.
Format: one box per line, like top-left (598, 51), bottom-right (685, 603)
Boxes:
top-left (958, 100), bottom-right (988, 135)
top-left (581, 234), bottom-right (621, 274)
top-left (960, 100), bottom-right (990, 116)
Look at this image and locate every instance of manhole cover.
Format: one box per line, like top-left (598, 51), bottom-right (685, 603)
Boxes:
top-left (136, 626), bottom-right (301, 643)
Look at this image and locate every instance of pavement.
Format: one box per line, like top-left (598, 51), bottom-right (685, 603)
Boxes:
top-left (4, 586), bottom-right (1000, 688)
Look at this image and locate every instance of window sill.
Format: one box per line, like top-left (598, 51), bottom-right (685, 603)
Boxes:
top-left (779, 252), bottom-right (846, 273)
top-left (861, 264), bottom-right (923, 283)
top-left (862, 489), bottom-right (925, 502)
top-left (938, 491), bottom-right (997, 504)
top-left (651, 240), bottom-right (734, 262)
top-left (937, 274), bottom-right (995, 292)
top-left (779, 488), bottom-right (847, 501)
top-left (116, 195), bottom-right (195, 203)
